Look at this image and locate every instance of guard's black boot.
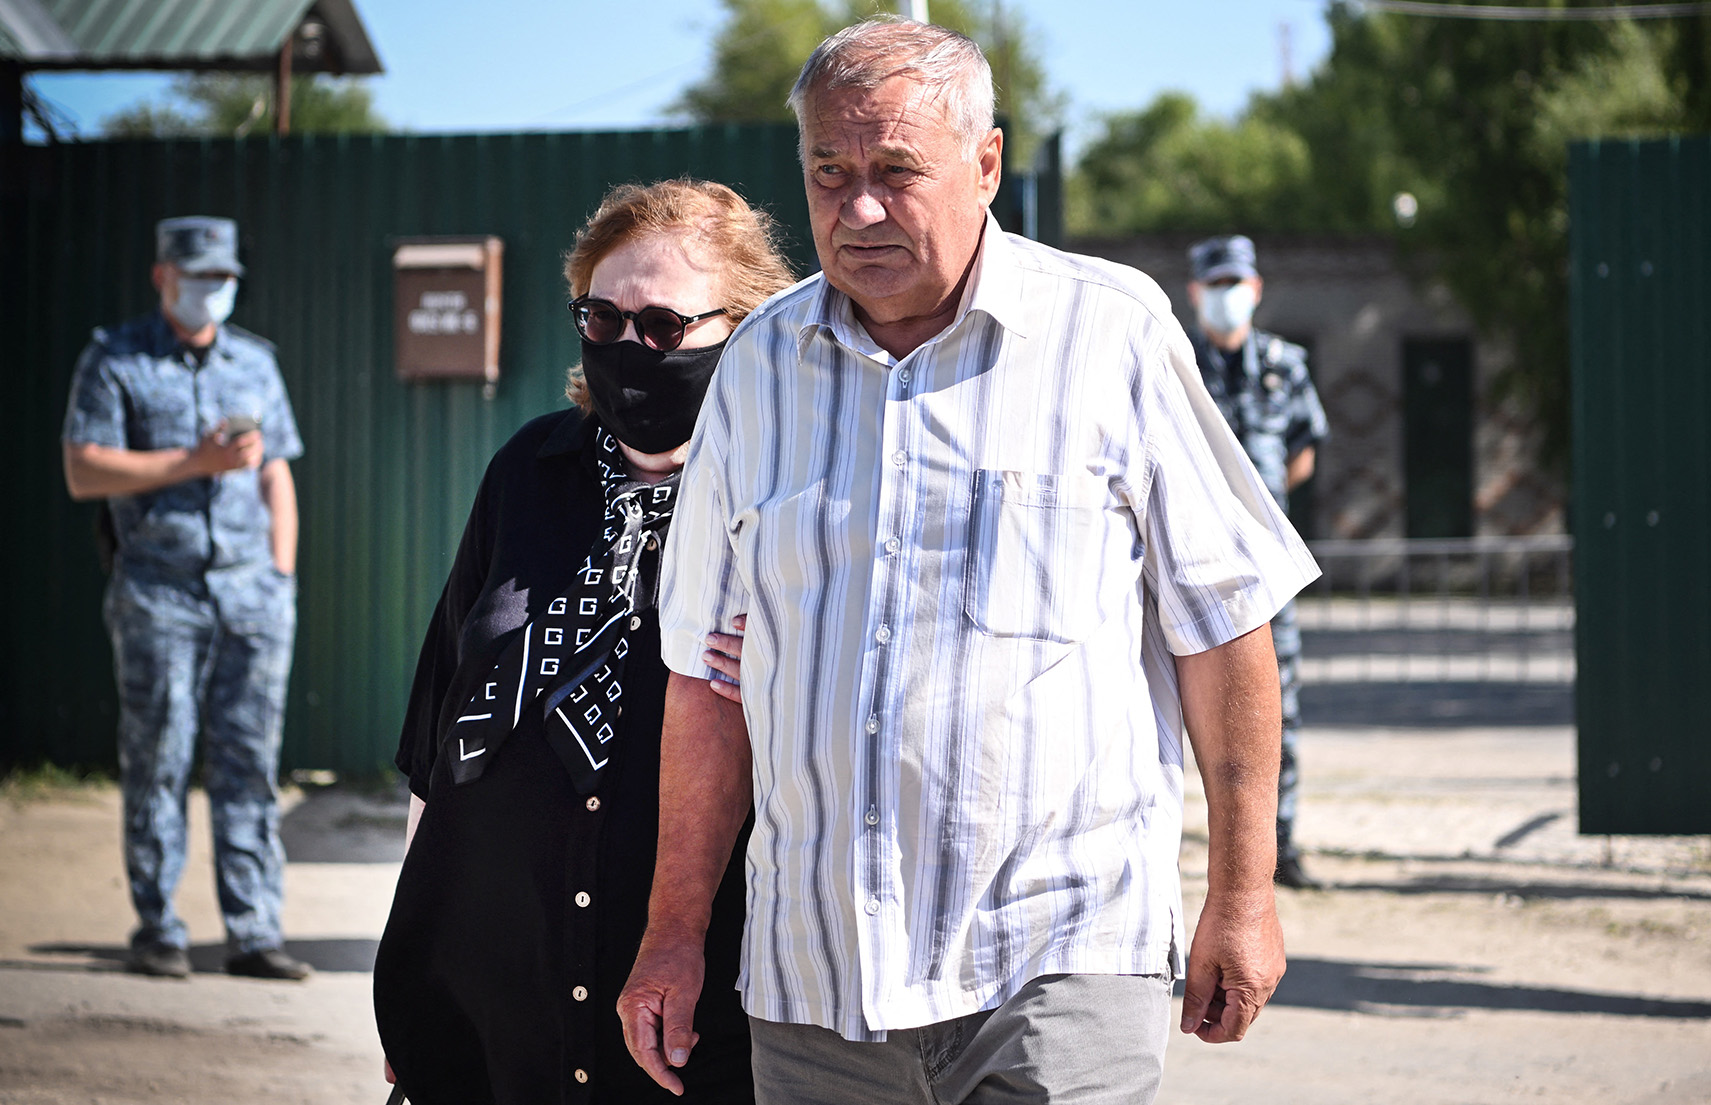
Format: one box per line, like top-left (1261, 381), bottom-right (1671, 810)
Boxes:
top-left (1274, 853), bottom-right (1322, 890)
top-left (127, 941), bottom-right (191, 978)
top-left (1275, 820), bottom-right (1322, 889)
top-left (225, 947), bottom-right (312, 981)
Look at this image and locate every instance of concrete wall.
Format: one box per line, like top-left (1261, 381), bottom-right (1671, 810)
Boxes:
top-left (1068, 233), bottom-right (1565, 538)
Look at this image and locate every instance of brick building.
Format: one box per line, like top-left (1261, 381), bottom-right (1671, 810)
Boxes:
top-left (1072, 233), bottom-right (1565, 540)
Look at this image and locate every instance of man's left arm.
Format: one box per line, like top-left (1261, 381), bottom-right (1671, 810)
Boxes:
top-left (1175, 621), bottom-right (1286, 1044)
top-left (1282, 349), bottom-right (1328, 492)
top-left (252, 350), bottom-right (302, 576)
top-left (257, 458), bottom-right (297, 575)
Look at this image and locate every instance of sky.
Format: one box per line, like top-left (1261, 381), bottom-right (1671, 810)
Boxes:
top-left (27, 0), bottom-right (1335, 159)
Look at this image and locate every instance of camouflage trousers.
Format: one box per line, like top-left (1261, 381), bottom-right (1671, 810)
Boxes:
top-left (103, 565), bottom-right (296, 954)
top-left (1272, 598), bottom-right (1304, 862)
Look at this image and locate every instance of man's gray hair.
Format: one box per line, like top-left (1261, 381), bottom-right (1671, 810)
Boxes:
top-left (787, 17), bottom-right (996, 162)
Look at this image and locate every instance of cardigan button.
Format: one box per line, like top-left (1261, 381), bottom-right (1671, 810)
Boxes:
top-left (585, 797), bottom-right (601, 812)
top-left (575, 891), bottom-right (592, 908)
top-left (574, 1068), bottom-right (589, 1083)
top-left (573, 985), bottom-right (589, 1002)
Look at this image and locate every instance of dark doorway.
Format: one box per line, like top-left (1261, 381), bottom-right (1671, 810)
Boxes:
top-left (1403, 339), bottom-right (1473, 538)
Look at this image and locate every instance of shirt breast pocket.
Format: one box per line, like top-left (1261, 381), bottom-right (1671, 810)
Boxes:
top-left (127, 385), bottom-right (199, 451)
top-left (963, 469), bottom-right (1112, 644)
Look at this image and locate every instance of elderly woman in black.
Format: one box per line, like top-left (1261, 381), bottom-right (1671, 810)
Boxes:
top-left (374, 179), bottom-right (793, 1104)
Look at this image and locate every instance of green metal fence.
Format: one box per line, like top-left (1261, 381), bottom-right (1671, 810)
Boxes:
top-left (0, 124), bottom-right (1046, 778)
top-left (1569, 135), bottom-right (1711, 835)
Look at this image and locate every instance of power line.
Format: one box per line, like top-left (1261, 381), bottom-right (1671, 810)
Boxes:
top-left (1355, 1), bottom-right (1711, 19)
top-left (528, 60), bottom-right (704, 125)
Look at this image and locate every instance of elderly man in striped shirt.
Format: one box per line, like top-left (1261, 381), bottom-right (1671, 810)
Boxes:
top-left (619, 17), bottom-right (1320, 1104)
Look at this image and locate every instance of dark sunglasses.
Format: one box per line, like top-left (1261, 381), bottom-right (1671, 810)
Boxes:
top-left (567, 295), bottom-right (726, 352)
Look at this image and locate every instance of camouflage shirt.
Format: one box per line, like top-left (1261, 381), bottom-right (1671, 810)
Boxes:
top-left (1190, 326), bottom-right (1328, 510)
top-left (62, 310), bottom-right (303, 587)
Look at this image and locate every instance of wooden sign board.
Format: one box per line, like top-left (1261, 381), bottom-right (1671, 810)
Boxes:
top-left (393, 237), bottom-right (503, 382)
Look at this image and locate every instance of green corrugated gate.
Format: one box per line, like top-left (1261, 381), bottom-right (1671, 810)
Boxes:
top-left (1569, 135), bottom-right (1711, 835)
top-left (1, 125), bottom-right (1044, 778)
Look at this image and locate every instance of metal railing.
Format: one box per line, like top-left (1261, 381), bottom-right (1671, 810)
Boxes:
top-left (1298, 536), bottom-right (1575, 686)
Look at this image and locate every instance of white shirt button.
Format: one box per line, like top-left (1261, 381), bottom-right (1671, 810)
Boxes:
top-left (865, 806), bottom-right (879, 826)
top-left (874, 625), bottom-right (891, 644)
top-left (585, 797), bottom-right (601, 812)
top-left (574, 1069), bottom-right (589, 1084)
top-left (865, 897), bottom-right (881, 916)
top-left (575, 891), bottom-right (592, 908)
top-left (898, 368), bottom-right (912, 384)
top-left (865, 715), bottom-right (879, 734)
top-left (573, 985), bottom-right (589, 1001)
top-left (884, 536), bottom-right (901, 555)
top-left (891, 449), bottom-right (907, 467)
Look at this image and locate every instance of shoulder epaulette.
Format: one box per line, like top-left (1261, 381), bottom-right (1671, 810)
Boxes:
top-left (1259, 332), bottom-right (1307, 369)
top-left (222, 323), bottom-right (278, 354)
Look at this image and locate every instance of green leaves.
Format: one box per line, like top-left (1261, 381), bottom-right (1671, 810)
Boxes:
top-left (101, 74), bottom-right (387, 138)
top-left (671, 0), bottom-right (837, 124)
top-left (1069, 4), bottom-right (1708, 473)
top-left (671, 0), bottom-right (1062, 164)
top-left (1068, 93), bottom-right (1320, 236)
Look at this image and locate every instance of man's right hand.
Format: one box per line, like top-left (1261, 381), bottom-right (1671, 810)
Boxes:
top-left (193, 423), bottom-right (264, 474)
top-left (618, 931), bottom-right (707, 1096)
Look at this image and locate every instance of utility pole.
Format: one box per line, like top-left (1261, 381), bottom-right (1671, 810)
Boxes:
top-left (904, 0), bottom-right (929, 22)
top-left (1, 61), bottom-right (22, 146)
top-left (275, 35), bottom-right (292, 136)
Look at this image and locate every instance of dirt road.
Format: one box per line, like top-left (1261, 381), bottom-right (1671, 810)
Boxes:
top-left (2, 726), bottom-right (1707, 1104)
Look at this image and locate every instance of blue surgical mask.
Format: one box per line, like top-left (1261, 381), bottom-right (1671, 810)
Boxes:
top-left (166, 275), bottom-right (238, 331)
top-left (1197, 282), bottom-right (1257, 337)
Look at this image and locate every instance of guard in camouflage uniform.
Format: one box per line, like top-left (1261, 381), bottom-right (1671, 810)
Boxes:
top-left (1186, 234), bottom-right (1329, 890)
top-left (61, 217), bottom-right (311, 979)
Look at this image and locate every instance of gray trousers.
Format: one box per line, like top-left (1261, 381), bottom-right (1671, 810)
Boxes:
top-left (105, 566), bottom-right (296, 953)
top-left (750, 973), bottom-right (1172, 1105)
top-left (1273, 598), bottom-right (1303, 859)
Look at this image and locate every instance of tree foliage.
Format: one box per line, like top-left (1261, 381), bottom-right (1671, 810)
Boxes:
top-left (1070, 3), bottom-right (1710, 472)
top-left (671, 0), bottom-right (834, 125)
top-left (1069, 93), bottom-right (1320, 234)
top-left (673, 0), bottom-right (1062, 164)
top-left (102, 74), bottom-right (387, 137)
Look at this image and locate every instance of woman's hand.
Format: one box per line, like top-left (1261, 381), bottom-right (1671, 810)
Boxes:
top-left (702, 614), bottom-right (746, 704)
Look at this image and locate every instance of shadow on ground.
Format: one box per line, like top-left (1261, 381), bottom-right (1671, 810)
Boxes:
top-left (1301, 681), bottom-right (1574, 728)
top-left (1271, 957), bottom-right (1711, 1019)
top-left (19, 938), bottom-right (379, 974)
top-left (281, 789), bottom-right (408, 863)
top-left (1174, 958), bottom-right (1711, 1019)
top-left (1323, 874), bottom-right (1711, 902)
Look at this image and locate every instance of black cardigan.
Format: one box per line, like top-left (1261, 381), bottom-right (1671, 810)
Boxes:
top-left (374, 408), bottom-right (752, 1105)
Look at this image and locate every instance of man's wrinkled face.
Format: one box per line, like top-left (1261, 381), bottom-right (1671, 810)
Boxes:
top-left (801, 75), bottom-right (1001, 328)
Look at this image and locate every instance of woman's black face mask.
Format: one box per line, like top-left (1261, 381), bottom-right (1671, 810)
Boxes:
top-left (579, 338), bottom-right (726, 456)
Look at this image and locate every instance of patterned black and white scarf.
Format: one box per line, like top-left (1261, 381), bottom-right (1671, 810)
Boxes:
top-left (446, 426), bottom-right (677, 793)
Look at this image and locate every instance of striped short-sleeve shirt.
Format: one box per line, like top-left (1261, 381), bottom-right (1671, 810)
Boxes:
top-left (659, 215), bottom-right (1319, 1042)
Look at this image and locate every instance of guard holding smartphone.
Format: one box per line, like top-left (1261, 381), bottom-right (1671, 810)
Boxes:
top-left (61, 216), bottom-right (310, 981)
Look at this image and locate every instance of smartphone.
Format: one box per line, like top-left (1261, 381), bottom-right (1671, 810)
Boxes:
top-left (224, 413), bottom-right (261, 438)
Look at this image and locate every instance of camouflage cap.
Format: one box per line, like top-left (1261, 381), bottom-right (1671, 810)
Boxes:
top-left (1187, 234), bottom-right (1258, 283)
top-left (156, 216), bottom-right (245, 276)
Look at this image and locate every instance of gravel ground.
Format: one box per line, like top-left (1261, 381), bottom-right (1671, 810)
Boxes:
top-left (2, 724), bottom-right (1707, 1104)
